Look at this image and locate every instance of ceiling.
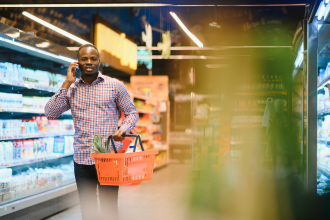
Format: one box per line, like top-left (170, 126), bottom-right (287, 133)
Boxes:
top-left (0, 0), bottom-right (313, 5)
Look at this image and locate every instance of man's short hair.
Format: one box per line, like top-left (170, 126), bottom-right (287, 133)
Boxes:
top-left (77, 44), bottom-right (99, 59)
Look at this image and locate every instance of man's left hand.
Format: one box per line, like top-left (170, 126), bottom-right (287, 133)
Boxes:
top-left (113, 129), bottom-right (126, 141)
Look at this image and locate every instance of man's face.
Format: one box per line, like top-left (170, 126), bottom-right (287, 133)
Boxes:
top-left (78, 47), bottom-right (100, 75)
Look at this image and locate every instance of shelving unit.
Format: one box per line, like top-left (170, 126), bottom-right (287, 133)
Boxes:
top-left (231, 124), bottom-right (264, 129)
top-left (0, 153), bottom-right (74, 168)
top-left (0, 108), bottom-right (71, 116)
top-left (130, 92), bottom-right (169, 169)
top-left (0, 131), bottom-right (74, 141)
top-left (316, 24), bottom-right (330, 196)
top-left (236, 91), bottom-right (287, 96)
top-left (191, 93), bottom-right (223, 178)
top-left (229, 68), bottom-right (289, 173)
top-left (0, 80), bottom-right (58, 93)
top-left (318, 138), bottom-right (330, 145)
top-left (0, 22), bottom-right (78, 218)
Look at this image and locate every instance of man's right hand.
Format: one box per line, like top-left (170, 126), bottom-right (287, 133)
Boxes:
top-left (62, 60), bottom-right (79, 89)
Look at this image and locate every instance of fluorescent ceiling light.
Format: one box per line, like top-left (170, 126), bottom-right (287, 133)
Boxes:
top-left (67, 46), bottom-right (80, 51)
top-left (316, 1), bottom-right (327, 20)
top-left (2, 3), bottom-right (170, 7)
top-left (22, 11), bottom-right (90, 45)
top-left (294, 43), bottom-right (304, 68)
top-left (0, 3), bottom-right (306, 7)
top-left (169, 12), bottom-right (203, 48)
top-left (137, 55), bottom-right (227, 59)
top-left (137, 45), bottom-right (291, 50)
top-left (0, 36), bottom-right (75, 63)
top-left (175, 4), bottom-right (307, 6)
top-left (318, 4), bottom-right (326, 20)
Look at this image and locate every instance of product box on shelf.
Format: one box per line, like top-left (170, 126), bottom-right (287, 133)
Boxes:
top-left (0, 162), bottom-right (75, 204)
top-left (0, 135), bottom-right (74, 163)
top-left (0, 62), bottom-right (67, 91)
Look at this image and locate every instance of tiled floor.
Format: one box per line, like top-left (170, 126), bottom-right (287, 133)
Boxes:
top-left (45, 164), bottom-right (191, 220)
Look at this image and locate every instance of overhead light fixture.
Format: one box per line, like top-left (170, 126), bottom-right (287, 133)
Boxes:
top-left (315, 0), bottom-right (330, 21)
top-left (2, 3), bottom-right (170, 7)
top-left (294, 43), bottom-right (304, 68)
top-left (22, 11), bottom-right (90, 45)
top-left (0, 36), bottom-right (75, 63)
top-left (318, 3), bottom-right (326, 20)
top-left (169, 12), bottom-right (203, 48)
top-left (0, 3), bottom-right (307, 7)
top-left (137, 46), bottom-right (291, 50)
top-left (137, 55), bottom-right (227, 59)
top-left (67, 46), bottom-right (80, 51)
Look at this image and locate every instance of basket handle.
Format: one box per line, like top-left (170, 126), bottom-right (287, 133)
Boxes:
top-left (106, 134), bottom-right (145, 154)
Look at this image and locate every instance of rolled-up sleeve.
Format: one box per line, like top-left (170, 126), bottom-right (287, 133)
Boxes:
top-left (115, 81), bottom-right (138, 132)
top-left (45, 88), bottom-right (71, 119)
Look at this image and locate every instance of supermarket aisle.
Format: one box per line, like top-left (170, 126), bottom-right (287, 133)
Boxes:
top-left (45, 164), bottom-right (191, 220)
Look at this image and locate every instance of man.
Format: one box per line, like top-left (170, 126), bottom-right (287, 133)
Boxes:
top-left (45, 44), bottom-right (138, 220)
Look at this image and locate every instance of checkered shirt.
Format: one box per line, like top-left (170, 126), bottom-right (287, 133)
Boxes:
top-left (45, 72), bottom-right (138, 165)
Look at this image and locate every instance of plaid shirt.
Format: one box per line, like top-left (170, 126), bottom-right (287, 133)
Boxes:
top-left (45, 72), bottom-right (138, 165)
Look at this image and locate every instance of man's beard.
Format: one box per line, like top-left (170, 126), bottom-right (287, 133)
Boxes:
top-left (81, 71), bottom-right (98, 77)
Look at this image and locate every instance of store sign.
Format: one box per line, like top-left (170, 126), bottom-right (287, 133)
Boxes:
top-left (142, 24), bottom-right (152, 55)
top-left (157, 31), bottom-right (171, 59)
top-left (94, 21), bottom-right (137, 75)
top-left (137, 50), bottom-right (152, 70)
top-left (130, 76), bottom-right (168, 101)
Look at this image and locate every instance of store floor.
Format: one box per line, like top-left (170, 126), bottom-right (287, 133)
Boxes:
top-left (45, 164), bottom-right (191, 220)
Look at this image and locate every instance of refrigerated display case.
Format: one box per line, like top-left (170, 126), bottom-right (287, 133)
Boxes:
top-left (301, 0), bottom-right (330, 196)
top-left (0, 22), bottom-right (79, 219)
top-left (316, 20), bottom-right (330, 195)
top-left (303, 0), bottom-right (330, 196)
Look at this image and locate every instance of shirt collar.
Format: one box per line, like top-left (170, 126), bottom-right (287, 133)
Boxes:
top-left (79, 71), bottom-right (105, 84)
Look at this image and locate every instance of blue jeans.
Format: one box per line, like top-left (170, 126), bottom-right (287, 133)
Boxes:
top-left (74, 161), bottom-right (119, 220)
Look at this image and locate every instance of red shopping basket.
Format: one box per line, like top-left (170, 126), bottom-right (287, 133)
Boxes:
top-left (91, 134), bottom-right (158, 186)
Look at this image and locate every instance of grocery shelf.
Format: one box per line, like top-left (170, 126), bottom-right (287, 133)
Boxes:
top-left (0, 183), bottom-right (77, 217)
top-left (230, 141), bottom-right (268, 145)
top-left (137, 109), bottom-right (153, 114)
top-left (169, 141), bottom-right (191, 145)
top-left (0, 152), bottom-right (74, 168)
top-left (236, 91), bottom-right (287, 96)
top-left (0, 131), bottom-right (74, 141)
top-left (133, 93), bottom-right (151, 100)
top-left (133, 93), bottom-right (161, 101)
top-left (141, 135), bottom-right (153, 141)
top-left (231, 124), bottom-right (263, 128)
top-left (318, 75), bottom-right (330, 89)
top-left (155, 147), bottom-right (168, 151)
top-left (318, 109), bottom-right (330, 115)
top-left (0, 108), bottom-right (71, 116)
top-left (318, 138), bottom-right (330, 145)
top-left (136, 122), bottom-right (153, 127)
top-left (0, 80), bottom-right (57, 93)
top-left (232, 107), bottom-right (265, 112)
